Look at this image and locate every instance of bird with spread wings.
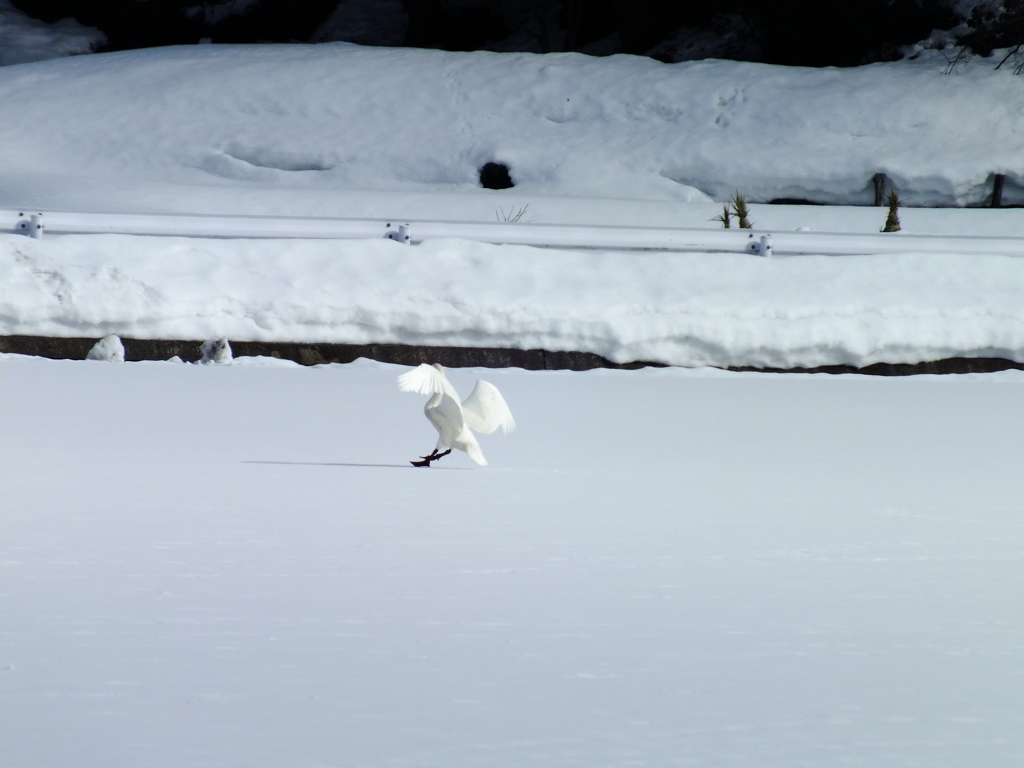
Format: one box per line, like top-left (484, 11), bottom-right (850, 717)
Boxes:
top-left (397, 363), bottom-right (516, 467)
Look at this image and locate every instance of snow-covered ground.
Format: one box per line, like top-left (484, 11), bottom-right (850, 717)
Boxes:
top-left (2, 29), bottom-right (1024, 768)
top-left (2, 356), bottom-right (1023, 767)
top-left (6, 231), bottom-right (1024, 369)
top-left (2, 44), bottom-right (1023, 209)
top-left (1, 44), bottom-right (1024, 368)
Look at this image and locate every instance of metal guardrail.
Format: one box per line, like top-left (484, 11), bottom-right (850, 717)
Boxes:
top-left (4, 208), bottom-right (1024, 257)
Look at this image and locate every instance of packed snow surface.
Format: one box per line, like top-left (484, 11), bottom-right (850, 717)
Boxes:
top-left (2, 357), bottom-right (1023, 767)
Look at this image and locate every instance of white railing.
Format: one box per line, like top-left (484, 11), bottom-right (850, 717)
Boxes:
top-left (4, 208), bottom-right (1023, 257)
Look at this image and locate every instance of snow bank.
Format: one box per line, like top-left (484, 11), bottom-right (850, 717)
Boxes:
top-left (5, 232), bottom-right (1024, 369)
top-left (1, 44), bottom-right (1022, 210)
top-left (2, 44), bottom-right (1022, 368)
top-left (0, 0), bottom-right (103, 66)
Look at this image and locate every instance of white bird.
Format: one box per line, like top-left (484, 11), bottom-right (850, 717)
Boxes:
top-left (397, 363), bottom-right (515, 467)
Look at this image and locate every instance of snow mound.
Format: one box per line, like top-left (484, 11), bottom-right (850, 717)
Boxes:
top-left (86, 334), bottom-right (125, 362)
top-left (1, 45), bottom-right (1022, 211)
top-left (6, 232), bottom-right (1024, 369)
top-left (199, 337), bottom-right (233, 365)
top-left (0, 0), bottom-right (104, 66)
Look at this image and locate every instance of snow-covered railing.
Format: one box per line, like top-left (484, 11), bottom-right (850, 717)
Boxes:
top-left (4, 208), bottom-right (1024, 257)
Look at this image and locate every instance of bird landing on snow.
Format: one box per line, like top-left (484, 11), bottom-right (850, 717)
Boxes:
top-left (397, 363), bottom-right (515, 467)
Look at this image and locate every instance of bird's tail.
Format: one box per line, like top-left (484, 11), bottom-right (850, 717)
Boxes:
top-left (462, 433), bottom-right (488, 466)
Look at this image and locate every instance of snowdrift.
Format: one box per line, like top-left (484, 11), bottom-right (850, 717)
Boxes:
top-left (5, 232), bottom-right (1024, 370)
top-left (1, 44), bottom-right (1023, 210)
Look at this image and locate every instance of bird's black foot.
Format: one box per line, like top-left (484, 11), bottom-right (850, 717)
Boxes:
top-left (410, 448), bottom-right (451, 467)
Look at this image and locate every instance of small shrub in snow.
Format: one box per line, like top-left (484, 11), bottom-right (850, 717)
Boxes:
top-left (86, 334), bottom-right (125, 363)
top-left (712, 203), bottom-right (733, 228)
top-left (881, 189), bottom-right (902, 233)
top-left (730, 192), bottom-right (753, 229)
top-left (199, 338), bottom-right (232, 364)
top-left (496, 204), bottom-right (531, 223)
top-left (953, 1), bottom-right (1024, 74)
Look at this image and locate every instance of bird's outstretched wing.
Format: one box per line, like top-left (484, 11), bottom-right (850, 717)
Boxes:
top-left (397, 363), bottom-right (458, 399)
top-left (461, 380), bottom-right (516, 435)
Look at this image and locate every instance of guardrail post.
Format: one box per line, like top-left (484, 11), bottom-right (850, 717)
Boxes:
top-left (745, 233), bottom-right (772, 257)
top-left (384, 222), bottom-right (412, 244)
top-left (17, 212), bottom-right (45, 238)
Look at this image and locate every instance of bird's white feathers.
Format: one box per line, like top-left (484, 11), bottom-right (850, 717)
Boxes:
top-left (461, 380), bottom-right (516, 435)
top-left (398, 363), bottom-right (515, 465)
top-left (396, 362), bottom-right (456, 397)
top-left (427, 392), bottom-right (465, 446)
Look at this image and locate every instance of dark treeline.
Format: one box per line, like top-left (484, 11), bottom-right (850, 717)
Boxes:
top-left (9, 0), bottom-right (340, 49)
top-left (10, 0), bottom-right (1024, 67)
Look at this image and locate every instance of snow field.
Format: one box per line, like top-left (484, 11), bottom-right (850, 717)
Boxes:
top-left (2, 357), bottom-right (1022, 767)
top-left (1, 45), bottom-right (1024, 213)
top-left (1, 25), bottom-right (1023, 768)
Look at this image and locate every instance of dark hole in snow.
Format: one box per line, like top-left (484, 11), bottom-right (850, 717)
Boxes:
top-left (480, 162), bottom-right (514, 190)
